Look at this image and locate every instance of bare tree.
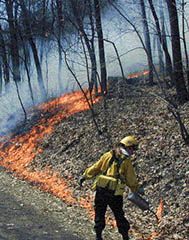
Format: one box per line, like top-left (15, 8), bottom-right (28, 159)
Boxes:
top-left (140, 0), bottom-right (154, 85)
top-left (148, 0), bottom-right (174, 84)
top-left (158, 0), bottom-right (166, 75)
top-left (87, 0), bottom-right (98, 94)
top-left (18, 28), bottom-right (34, 104)
top-left (5, 0), bottom-right (21, 83)
top-left (181, 0), bottom-right (189, 89)
top-left (0, 61), bottom-right (2, 93)
top-left (39, 0), bottom-right (49, 64)
top-left (94, 0), bottom-right (107, 93)
top-left (0, 23), bottom-right (10, 90)
top-left (166, 0), bottom-right (188, 103)
top-left (19, 0), bottom-right (47, 100)
top-left (55, 0), bottom-right (64, 91)
top-left (67, 0), bottom-right (99, 94)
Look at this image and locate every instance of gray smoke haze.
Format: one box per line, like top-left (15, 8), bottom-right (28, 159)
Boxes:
top-left (0, 0), bottom-right (189, 138)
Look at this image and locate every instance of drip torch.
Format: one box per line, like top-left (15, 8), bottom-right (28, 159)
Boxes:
top-left (128, 188), bottom-right (159, 221)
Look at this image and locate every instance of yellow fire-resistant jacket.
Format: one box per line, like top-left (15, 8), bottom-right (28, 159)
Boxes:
top-left (83, 151), bottom-right (139, 196)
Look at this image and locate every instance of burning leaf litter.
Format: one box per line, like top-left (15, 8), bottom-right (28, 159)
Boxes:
top-left (156, 199), bottom-right (164, 223)
top-left (0, 81), bottom-right (189, 239)
top-left (0, 90), bottom-right (101, 206)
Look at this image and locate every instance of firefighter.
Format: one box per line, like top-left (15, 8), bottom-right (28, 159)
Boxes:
top-left (79, 136), bottom-right (141, 240)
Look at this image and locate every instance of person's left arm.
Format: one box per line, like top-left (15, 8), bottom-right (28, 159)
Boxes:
top-left (124, 159), bottom-right (140, 192)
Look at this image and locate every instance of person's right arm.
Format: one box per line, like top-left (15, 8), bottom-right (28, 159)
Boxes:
top-left (83, 152), bottom-right (111, 179)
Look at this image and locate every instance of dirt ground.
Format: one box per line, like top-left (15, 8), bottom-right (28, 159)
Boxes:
top-left (0, 167), bottom-right (88, 240)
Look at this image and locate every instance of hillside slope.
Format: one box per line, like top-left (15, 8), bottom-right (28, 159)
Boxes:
top-left (30, 81), bottom-right (189, 240)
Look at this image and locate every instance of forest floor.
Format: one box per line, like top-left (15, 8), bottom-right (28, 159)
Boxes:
top-left (30, 79), bottom-right (189, 240)
top-left (1, 78), bottom-right (189, 240)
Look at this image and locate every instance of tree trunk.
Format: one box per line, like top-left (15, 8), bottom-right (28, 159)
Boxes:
top-left (166, 0), bottom-right (188, 103)
top-left (140, 0), bottom-right (154, 85)
top-left (0, 24), bottom-right (10, 90)
top-left (19, 0), bottom-right (47, 100)
top-left (158, 0), bottom-right (166, 75)
top-left (88, 0), bottom-right (98, 94)
top-left (56, 0), bottom-right (64, 92)
top-left (18, 28), bottom-right (34, 104)
top-left (69, 0), bottom-right (98, 94)
top-left (82, 32), bottom-right (98, 94)
top-left (148, 0), bottom-right (174, 84)
top-left (0, 62), bottom-right (2, 94)
top-left (39, 0), bottom-right (48, 64)
top-left (29, 36), bottom-right (47, 100)
top-left (89, 46), bottom-right (98, 94)
top-left (181, 0), bottom-right (189, 90)
top-left (94, 0), bottom-right (107, 94)
top-left (5, 0), bottom-right (21, 83)
top-left (156, 35), bottom-right (165, 75)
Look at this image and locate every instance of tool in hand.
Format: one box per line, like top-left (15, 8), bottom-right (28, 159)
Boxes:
top-left (128, 192), bottom-right (159, 222)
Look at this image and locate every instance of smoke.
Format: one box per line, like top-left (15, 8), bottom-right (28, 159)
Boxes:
top-left (0, 79), bottom-right (44, 138)
top-left (0, 0), bottom-right (189, 138)
top-left (102, 0), bottom-right (189, 77)
top-left (0, 51), bottom-right (90, 138)
top-left (100, 0), bottom-right (149, 77)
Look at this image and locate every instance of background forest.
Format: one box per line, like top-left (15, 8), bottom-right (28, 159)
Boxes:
top-left (0, 0), bottom-right (188, 138)
top-left (0, 1), bottom-right (189, 239)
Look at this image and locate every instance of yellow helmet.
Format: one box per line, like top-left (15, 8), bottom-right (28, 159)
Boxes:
top-left (120, 136), bottom-right (137, 147)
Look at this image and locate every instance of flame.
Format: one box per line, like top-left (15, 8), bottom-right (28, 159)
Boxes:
top-left (145, 232), bottom-right (159, 240)
top-left (78, 195), bottom-right (95, 219)
top-left (156, 199), bottom-right (164, 222)
top-left (0, 86), bottom-right (163, 239)
top-left (141, 200), bottom-right (164, 240)
top-left (127, 70), bottom-right (149, 79)
top-left (0, 89), bottom-right (101, 206)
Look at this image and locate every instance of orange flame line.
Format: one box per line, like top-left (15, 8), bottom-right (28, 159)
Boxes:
top-left (0, 89), bottom-right (101, 205)
top-left (127, 70), bottom-right (149, 79)
top-left (156, 199), bottom-right (164, 222)
top-left (0, 88), bottom-right (162, 239)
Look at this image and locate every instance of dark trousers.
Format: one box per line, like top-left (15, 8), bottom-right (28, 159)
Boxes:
top-left (94, 188), bottom-right (130, 235)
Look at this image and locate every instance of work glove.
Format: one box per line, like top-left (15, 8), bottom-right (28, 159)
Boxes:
top-left (79, 176), bottom-right (86, 187)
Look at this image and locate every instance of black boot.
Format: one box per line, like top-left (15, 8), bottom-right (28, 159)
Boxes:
top-left (95, 231), bottom-right (103, 240)
top-left (121, 232), bottom-right (129, 240)
top-left (96, 234), bottom-right (103, 240)
top-left (96, 237), bottom-right (103, 240)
